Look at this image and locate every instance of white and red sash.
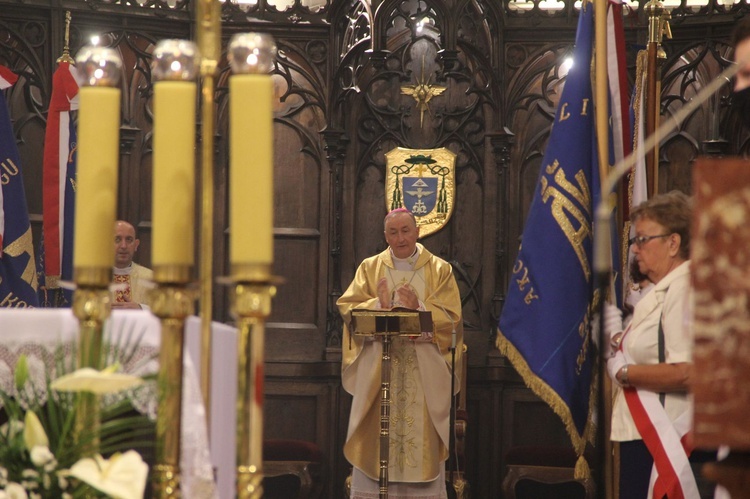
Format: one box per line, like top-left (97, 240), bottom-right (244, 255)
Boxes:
top-left (619, 333), bottom-right (698, 498)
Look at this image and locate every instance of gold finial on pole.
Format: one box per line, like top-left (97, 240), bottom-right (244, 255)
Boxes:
top-left (227, 32), bottom-right (278, 499)
top-left (57, 11), bottom-right (75, 64)
top-left (72, 45), bottom-right (123, 456)
top-left (645, 0), bottom-right (672, 45)
top-left (195, 0), bottom-right (221, 431)
top-left (150, 38), bottom-right (200, 499)
top-left (645, 0), bottom-right (664, 44)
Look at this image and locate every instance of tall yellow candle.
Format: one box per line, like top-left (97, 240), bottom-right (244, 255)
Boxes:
top-left (230, 73), bottom-right (274, 268)
top-left (152, 81), bottom-right (196, 267)
top-left (73, 86), bottom-right (121, 271)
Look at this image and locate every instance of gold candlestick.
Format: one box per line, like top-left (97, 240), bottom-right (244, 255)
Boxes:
top-left (233, 272), bottom-right (276, 499)
top-left (150, 267), bottom-right (194, 498)
top-left (72, 45), bottom-right (123, 457)
top-left (150, 39), bottom-right (199, 499)
top-left (228, 32), bottom-right (277, 499)
top-left (71, 269), bottom-right (112, 456)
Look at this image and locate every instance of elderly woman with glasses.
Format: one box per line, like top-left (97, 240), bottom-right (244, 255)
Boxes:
top-left (606, 190), bottom-right (714, 498)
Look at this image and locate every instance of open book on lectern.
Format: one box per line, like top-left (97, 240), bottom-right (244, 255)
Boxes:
top-left (350, 308), bottom-right (433, 338)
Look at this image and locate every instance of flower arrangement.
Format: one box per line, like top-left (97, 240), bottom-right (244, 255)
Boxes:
top-left (0, 354), bottom-right (153, 499)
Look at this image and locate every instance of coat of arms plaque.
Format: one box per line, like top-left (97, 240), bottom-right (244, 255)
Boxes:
top-left (385, 147), bottom-right (456, 238)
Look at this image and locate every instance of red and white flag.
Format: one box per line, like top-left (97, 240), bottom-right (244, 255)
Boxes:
top-left (42, 61), bottom-right (80, 286)
top-left (624, 51), bottom-right (650, 305)
top-left (607, 0), bottom-right (632, 165)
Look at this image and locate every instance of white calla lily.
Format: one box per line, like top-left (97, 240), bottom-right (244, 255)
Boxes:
top-left (2, 482), bottom-right (28, 499)
top-left (23, 412), bottom-right (48, 451)
top-left (50, 367), bottom-right (143, 394)
top-left (67, 451), bottom-right (148, 499)
top-left (29, 446), bottom-right (55, 467)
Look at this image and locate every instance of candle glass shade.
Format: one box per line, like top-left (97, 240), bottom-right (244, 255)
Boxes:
top-left (71, 45), bottom-right (123, 457)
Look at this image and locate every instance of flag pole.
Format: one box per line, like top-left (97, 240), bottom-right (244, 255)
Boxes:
top-left (594, 2), bottom-right (615, 498)
top-left (595, 0), bottom-right (608, 191)
top-left (196, 0), bottom-right (220, 431)
top-left (644, 0), bottom-right (671, 197)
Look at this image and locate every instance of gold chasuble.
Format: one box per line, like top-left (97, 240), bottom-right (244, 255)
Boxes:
top-left (338, 243), bottom-right (463, 483)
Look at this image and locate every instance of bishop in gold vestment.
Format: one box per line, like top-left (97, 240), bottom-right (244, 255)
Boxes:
top-left (338, 209), bottom-right (463, 498)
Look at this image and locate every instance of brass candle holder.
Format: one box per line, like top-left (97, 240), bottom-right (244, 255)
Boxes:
top-left (149, 38), bottom-right (199, 498)
top-left (227, 32), bottom-right (278, 499)
top-left (150, 266), bottom-right (194, 498)
top-left (71, 268), bottom-right (112, 456)
top-left (71, 44), bottom-right (123, 457)
top-left (232, 265), bottom-right (277, 499)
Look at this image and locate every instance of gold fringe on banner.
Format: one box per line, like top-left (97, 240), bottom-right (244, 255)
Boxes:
top-left (575, 454), bottom-right (591, 480)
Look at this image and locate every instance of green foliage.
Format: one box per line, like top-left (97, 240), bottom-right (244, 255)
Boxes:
top-left (0, 344), bottom-right (155, 498)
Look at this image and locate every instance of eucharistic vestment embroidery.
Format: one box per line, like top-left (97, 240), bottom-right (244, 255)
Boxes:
top-left (112, 263), bottom-right (153, 306)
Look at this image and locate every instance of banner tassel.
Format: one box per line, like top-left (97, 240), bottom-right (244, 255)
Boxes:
top-left (574, 454), bottom-right (591, 480)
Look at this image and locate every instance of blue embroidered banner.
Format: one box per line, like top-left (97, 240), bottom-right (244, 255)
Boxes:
top-left (496, 5), bottom-right (600, 459)
top-left (0, 65), bottom-right (40, 308)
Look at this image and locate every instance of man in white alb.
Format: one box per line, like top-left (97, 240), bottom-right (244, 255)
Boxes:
top-left (111, 220), bottom-right (153, 310)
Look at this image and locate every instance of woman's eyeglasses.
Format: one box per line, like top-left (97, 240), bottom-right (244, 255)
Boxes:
top-left (628, 234), bottom-right (671, 247)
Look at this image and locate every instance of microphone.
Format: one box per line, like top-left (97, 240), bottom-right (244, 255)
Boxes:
top-left (438, 303), bottom-right (459, 489)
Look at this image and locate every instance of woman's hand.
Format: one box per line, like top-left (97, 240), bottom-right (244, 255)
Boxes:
top-left (607, 351), bottom-right (628, 386)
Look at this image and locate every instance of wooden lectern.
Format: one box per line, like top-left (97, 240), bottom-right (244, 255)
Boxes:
top-left (350, 308), bottom-right (433, 499)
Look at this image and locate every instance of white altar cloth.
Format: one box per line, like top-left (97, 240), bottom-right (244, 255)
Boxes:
top-left (185, 316), bottom-right (238, 499)
top-left (0, 309), bottom-right (218, 498)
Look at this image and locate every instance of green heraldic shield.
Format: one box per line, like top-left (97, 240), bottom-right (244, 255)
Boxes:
top-left (385, 147), bottom-right (456, 237)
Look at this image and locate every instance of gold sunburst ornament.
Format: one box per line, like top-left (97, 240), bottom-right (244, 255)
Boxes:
top-left (400, 56), bottom-right (446, 128)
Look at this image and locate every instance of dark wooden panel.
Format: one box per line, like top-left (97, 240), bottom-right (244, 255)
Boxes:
top-left (503, 387), bottom-right (569, 450)
top-left (464, 381), bottom-right (503, 499)
top-left (271, 237), bottom-right (319, 324)
top-left (265, 366), bottom-right (341, 499)
top-left (265, 329), bottom-right (324, 362)
top-left (273, 106), bottom-right (324, 231)
top-left (266, 384), bottom-right (326, 442)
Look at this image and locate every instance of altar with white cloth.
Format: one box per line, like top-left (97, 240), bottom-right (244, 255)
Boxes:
top-left (0, 308), bottom-right (218, 498)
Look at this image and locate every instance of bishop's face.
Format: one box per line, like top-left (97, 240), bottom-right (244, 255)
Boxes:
top-left (384, 212), bottom-right (419, 259)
